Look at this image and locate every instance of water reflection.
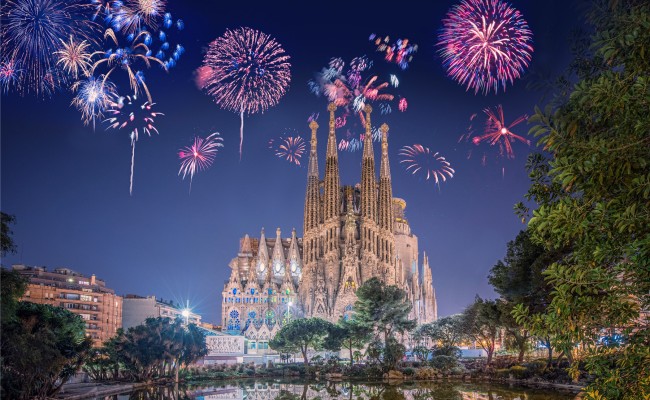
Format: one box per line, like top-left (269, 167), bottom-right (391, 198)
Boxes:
top-left (105, 380), bottom-right (578, 400)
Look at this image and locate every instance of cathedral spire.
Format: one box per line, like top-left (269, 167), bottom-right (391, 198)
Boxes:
top-left (360, 105), bottom-right (378, 259)
top-left (323, 103), bottom-right (341, 222)
top-left (271, 228), bottom-right (285, 279)
top-left (304, 120), bottom-right (321, 241)
top-left (378, 123), bottom-right (395, 263)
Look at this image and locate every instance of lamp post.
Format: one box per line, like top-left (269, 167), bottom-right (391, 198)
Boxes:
top-left (181, 308), bottom-right (190, 326)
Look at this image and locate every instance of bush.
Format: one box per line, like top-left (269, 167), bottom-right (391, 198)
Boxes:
top-left (509, 365), bottom-right (531, 379)
top-left (430, 355), bottom-right (459, 373)
top-left (402, 367), bottom-right (415, 376)
top-left (414, 367), bottom-right (437, 380)
top-left (433, 346), bottom-right (461, 358)
top-left (495, 368), bottom-right (511, 379)
top-left (525, 359), bottom-right (547, 375)
top-left (244, 368), bottom-right (255, 376)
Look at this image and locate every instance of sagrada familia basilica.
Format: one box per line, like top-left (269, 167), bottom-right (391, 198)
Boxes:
top-left (221, 104), bottom-right (437, 348)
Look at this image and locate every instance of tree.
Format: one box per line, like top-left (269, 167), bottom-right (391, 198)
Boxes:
top-left (324, 318), bottom-right (373, 366)
top-left (1, 212), bottom-right (17, 257)
top-left (416, 314), bottom-right (465, 356)
top-left (106, 317), bottom-right (207, 382)
top-left (269, 317), bottom-right (334, 365)
top-left (1, 300), bottom-right (92, 399)
top-left (461, 297), bottom-right (502, 365)
top-left (354, 277), bottom-right (417, 342)
top-left (488, 230), bottom-right (565, 362)
top-left (514, 1), bottom-right (650, 397)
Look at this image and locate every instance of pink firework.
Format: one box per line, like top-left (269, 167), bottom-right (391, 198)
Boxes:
top-left (437, 0), bottom-right (533, 95)
top-left (198, 27), bottom-right (291, 158)
top-left (269, 133), bottom-right (305, 166)
top-left (399, 145), bottom-right (455, 186)
top-left (472, 105), bottom-right (529, 158)
top-left (398, 97), bottom-right (408, 112)
top-left (178, 132), bottom-right (223, 188)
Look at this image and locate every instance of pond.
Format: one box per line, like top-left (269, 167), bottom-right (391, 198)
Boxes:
top-left (99, 379), bottom-right (580, 400)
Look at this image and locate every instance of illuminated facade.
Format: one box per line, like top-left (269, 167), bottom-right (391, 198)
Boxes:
top-left (13, 264), bottom-right (122, 347)
top-left (221, 104), bottom-right (437, 348)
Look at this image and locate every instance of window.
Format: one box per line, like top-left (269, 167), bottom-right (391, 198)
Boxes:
top-left (249, 341), bottom-right (256, 349)
top-left (80, 295), bottom-right (92, 302)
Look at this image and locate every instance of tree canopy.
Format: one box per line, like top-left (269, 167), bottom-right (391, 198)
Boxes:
top-left (269, 317), bottom-right (335, 365)
top-left (514, 1), bottom-right (650, 398)
top-left (1, 272), bottom-right (92, 399)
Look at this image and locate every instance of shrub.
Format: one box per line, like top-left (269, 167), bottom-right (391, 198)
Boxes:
top-left (430, 355), bottom-right (459, 373)
top-left (525, 359), bottom-right (547, 375)
top-left (509, 365), bottom-right (531, 379)
top-left (244, 368), bottom-right (255, 376)
top-left (495, 368), bottom-right (511, 379)
top-left (414, 367), bottom-right (437, 380)
top-left (402, 367), bottom-right (415, 376)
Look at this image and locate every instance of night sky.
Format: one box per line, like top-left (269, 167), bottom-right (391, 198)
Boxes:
top-left (1, 0), bottom-right (583, 324)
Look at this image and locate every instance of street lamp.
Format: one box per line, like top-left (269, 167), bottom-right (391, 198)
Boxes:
top-left (181, 308), bottom-right (190, 325)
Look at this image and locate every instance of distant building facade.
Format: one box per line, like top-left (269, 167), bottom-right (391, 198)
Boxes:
top-left (121, 294), bottom-right (201, 329)
top-left (13, 264), bottom-right (122, 347)
top-left (220, 105), bottom-right (438, 346)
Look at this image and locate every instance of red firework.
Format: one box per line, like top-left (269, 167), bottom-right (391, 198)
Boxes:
top-left (472, 105), bottom-right (529, 158)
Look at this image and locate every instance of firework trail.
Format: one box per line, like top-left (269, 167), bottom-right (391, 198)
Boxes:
top-left (0, 0), bottom-right (99, 96)
top-left (104, 94), bottom-right (163, 195)
top-left (269, 133), bottom-right (306, 166)
top-left (398, 97), bottom-right (408, 112)
top-left (90, 0), bottom-right (122, 21)
top-left (471, 104), bottom-right (529, 158)
top-left (369, 33), bottom-right (418, 70)
top-left (56, 36), bottom-right (94, 80)
top-left (71, 75), bottom-right (117, 128)
top-left (437, 0), bottom-right (533, 95)
top-left (390, 74), bottom-right (399, 88)
top-left (399, 144), bottom-right (455, 187)
top-left (178, 132), bottom-right (223, 190)
top-left (91, 28), bottom-right (165, 103)
top-left (198, 27), bottom-right (291, 159)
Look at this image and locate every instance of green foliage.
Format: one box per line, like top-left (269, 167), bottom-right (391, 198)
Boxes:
top-left (517, 1), bottom-right (650, 398)
top-left (89, 317), bottom-right (208, 382)
top-left (1, 212), bottom-right (17, 256)
top-left (325, 317), bottom-right (373, 365)
top-left (1, 301), bottom-right (92, 399)
top-left (429, 355), bottom-right (460, 373)
top-left (354, 277), bottom-right (417, 341)
top-left (509, 365), bottom-right (531, 380)
top-left (460, 297), bottom-right (502, 364)
top-left (0, 269), bottom-right (27, 326)
top-left (382, 337), bottom-right (406, 372)
top-left (269, 317), bottom-right (335, 365)
top-left (415, 315), bottom-right (465, 350)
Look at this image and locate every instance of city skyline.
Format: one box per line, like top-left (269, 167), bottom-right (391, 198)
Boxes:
top-left (0, 0), bottom-right (583, 324)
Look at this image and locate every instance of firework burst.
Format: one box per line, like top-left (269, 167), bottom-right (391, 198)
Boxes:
top-left (269, 133), bottom-right (305, 166)
top-left (110, 0), bottom-right (166, 34)
top-left (71, 75), bottom-right (117, 128)
top-left (437, 0), bottom-right (533, 95)
top-left (178, 132), bottom-right (223, 189)
top-left (104, 94), bottom-right (163, 195)
top-left (91, 28), bottom-right (165, 103)
top-left (0, 59), bottom-right (23, 93)
top-left (369, 33), bottom-right (418, 70)
top-left (56, 36), bottom-right (94, 80)
top-left (198, 27), bottom-right (291, 158)
top-left (471, 104), bottom-right (529, 158)
top-left (0, 0), bottom-right (99, 96)
top-left (309, 56), bottom-right (397, 149)
top-left (399, 145), bottom-right (455, 186)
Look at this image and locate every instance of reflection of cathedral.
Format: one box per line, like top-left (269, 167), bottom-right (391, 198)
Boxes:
top-left (221, 104), bottom-right (437, 350)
